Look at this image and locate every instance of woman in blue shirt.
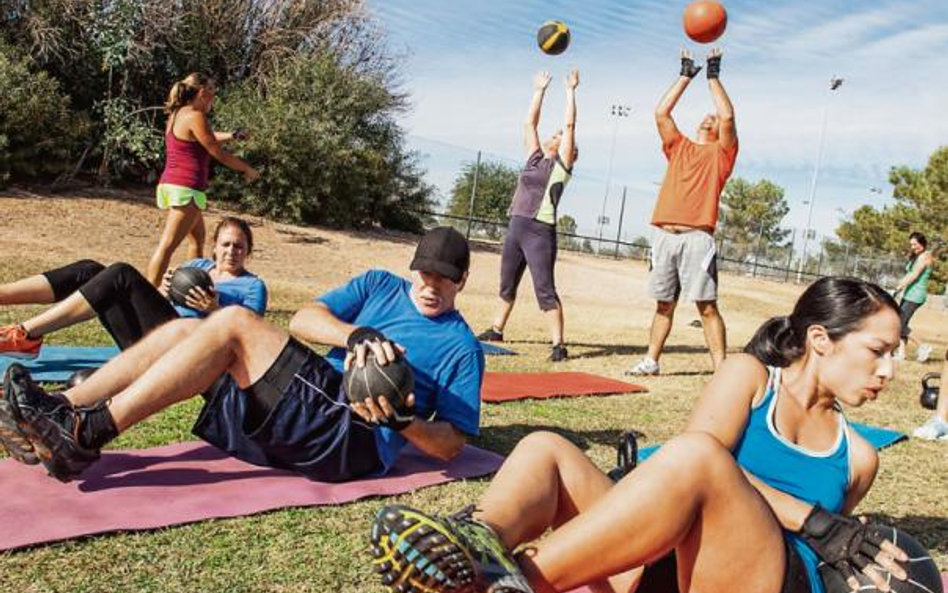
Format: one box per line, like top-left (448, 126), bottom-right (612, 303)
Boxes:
top-left (0, 216), bottom-right (266, 356)
top-left (370, 277), bottom-right (911, 593)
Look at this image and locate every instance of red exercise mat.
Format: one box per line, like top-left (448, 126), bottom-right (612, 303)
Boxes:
top-left (0, 442), bottom-right (502, 551)
top-left (482, 372), bottom-right (646, 403)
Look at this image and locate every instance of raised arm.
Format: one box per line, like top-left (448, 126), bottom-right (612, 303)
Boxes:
top-left (560, 69), bottom-right (579, 169)
top-left (655, 50), bottom-right (700, 149)
top-left (706, 47), bottom-right (737, 149)
top-left (523, 71), bottom-right (552, 157)
top-left (188, 111), bottom-right (259, 182)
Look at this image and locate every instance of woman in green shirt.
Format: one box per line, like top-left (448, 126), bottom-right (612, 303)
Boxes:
top-left (894, 231), bottom-right (933, 361)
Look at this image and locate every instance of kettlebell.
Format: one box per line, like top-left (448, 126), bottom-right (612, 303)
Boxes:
top-left (920, 372), bottom-right (940, 410)
top-left (607, 431), bottom-right (640, 482)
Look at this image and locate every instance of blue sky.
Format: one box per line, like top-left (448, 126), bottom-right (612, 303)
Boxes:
top-left (367, 0), bottom-right (948, 244)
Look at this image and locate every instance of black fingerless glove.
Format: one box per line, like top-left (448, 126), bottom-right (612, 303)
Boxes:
top-left (680, 57), bottom-right (702, 78)
top-left (346, 326), bottom-right (388, 351)
top-left (706, 55), bottom-right (721, 79)
top-left (800, 505), bottom-right (887, 581)
top-left (377, 405), bottom-right (415, 432)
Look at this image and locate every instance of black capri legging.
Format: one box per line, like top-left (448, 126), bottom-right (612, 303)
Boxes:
top-left (42, 260), bottom-right (178, 350)
top-left (499, 215), bottom-right (560, 311)
top-left (898, 299), bottom-right (923, 340)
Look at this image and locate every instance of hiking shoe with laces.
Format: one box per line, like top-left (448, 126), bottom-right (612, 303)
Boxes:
top-left (912, 416), bottom-right (948, 441)
top-left (0, 384), bottom-right (40, 465)
top-left (3, 363), bottom-right (99, 482)
top-left (0, 325), bottom-right (43, 359)
top-left (370, 503), bottom-right (533, 593)
top-left (626, 357), bottom-right (660, 376)
top-left (477, 328), bottom-right (504, 343)
top-left (549, 344), bottom-right (568, 362)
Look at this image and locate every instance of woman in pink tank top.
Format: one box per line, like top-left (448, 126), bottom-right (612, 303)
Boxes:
top-left (146, 73), bottom-right (260, 286)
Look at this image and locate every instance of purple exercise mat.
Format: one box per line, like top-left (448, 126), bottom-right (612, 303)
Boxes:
top-left (0, 441), bottom-right (502, 551)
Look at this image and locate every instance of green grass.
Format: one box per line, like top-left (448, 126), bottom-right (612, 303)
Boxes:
top-left (1, 249), bottom-right (947, 593)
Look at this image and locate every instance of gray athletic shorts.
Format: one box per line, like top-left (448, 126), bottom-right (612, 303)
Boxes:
top-left (648, 227), bottom-right (718, 303)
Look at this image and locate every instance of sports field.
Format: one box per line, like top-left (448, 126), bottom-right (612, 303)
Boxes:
top-left (1, 191), bottom-right (946, 592)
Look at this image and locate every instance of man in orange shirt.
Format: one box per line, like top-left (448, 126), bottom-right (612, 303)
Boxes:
top-left (628, 48), bottom-right (737, 376)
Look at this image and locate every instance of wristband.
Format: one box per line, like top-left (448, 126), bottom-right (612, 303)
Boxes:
top-left (680, 57), bottom-right (702, 78)
top-left (707, 56), bottom-right (721, 79)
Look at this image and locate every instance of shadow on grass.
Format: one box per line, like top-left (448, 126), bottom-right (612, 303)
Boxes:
top-left (863, 513), bottom-right (948, 555)
top-left (477, 423), bottom-right (648, 457)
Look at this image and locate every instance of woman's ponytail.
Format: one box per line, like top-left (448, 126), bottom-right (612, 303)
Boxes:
top-left (744, 315), bottom-right (802, 367)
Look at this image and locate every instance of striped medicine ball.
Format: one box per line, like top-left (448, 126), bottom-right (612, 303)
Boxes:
top-left (537, 20), bottom-right (570, 55)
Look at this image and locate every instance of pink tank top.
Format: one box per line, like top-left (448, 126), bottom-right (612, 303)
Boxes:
top-left (158, 111), bottom-right (211, 190)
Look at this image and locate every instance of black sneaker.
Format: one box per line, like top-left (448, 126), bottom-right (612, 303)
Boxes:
top-left (549, 344), bottom-right (568, 362)
top-left (370, 503), bottom-right (533, 593)
top-left (4, 364), bottom-right (99, 482)
top-left (477, 328), bottom-right (504, 342)
top-left (0, 364), bottom-right (72, 465)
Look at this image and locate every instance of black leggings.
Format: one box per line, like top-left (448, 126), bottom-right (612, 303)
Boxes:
top-left (898, 299), bottom-right (922, 340)
top-left (42, 260), bottom-right (178, 350)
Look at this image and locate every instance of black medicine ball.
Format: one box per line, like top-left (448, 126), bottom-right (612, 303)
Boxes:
top-left (343, 351), bottom-right (414, 410)
top-left (168, 267), bottom-right (214, 307)
top-left (537, 20), bottom-right (570, 55)
top-left (66, 367), bottom-right (98, 389)
top-left (819, 526), bottom-right (943, 593)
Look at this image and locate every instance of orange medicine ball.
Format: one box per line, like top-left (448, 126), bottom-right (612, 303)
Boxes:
top-left (683, 0), bottom-right (727, 43)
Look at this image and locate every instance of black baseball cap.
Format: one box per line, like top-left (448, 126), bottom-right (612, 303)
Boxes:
top-left (410, 226), bottom-right (470, 283)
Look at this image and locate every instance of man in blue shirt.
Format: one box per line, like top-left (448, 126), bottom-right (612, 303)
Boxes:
top-left (1, 227), bottom-right (484, 483)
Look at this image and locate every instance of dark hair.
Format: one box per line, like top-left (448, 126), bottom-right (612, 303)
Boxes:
top-left (744, 276), bottom-right (898, 367)
top-left (909, 232), bottom-right (928, 250)
top-left (213, 216), bottom-right (254, 254)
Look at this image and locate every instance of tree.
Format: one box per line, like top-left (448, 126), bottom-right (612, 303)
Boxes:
top-left (445, 160), bottom-right (518, 239)
top-left (835, 146), bottom-right (948, 292)
top-left (720, 178), bottom-right (790, 257)
top-left (557, 215), bottom-right (578, 249)
top-left (0, 0), bottom-right (435, 230)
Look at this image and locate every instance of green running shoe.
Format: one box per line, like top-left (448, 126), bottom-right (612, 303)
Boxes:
top-left (370, 504), bottom-right (533, 593)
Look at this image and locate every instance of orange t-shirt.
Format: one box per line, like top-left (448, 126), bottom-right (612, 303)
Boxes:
top-left (650, 132), bottom-right (738, 232)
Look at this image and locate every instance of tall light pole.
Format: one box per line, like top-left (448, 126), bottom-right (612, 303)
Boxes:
top-left (597, 104), bottom-right (631, 254)
top-left (798, 76), bottom-right (843, 281)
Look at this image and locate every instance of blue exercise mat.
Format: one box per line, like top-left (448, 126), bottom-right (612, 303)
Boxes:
top-left (636, 422), bottom-right (907, 464)
top-left (0, 346), bottom-right (119, 383)
top-left (480, 342), bottom-right (517, 356)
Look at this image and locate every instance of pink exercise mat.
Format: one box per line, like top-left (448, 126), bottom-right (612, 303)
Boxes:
top-left (0, 441), bottom-right (502, 551)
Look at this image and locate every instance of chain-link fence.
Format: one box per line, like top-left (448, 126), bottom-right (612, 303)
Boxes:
top-left (409, 134), bottom-right (907, 286)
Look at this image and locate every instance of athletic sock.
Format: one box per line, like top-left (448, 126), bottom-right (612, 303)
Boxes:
top-left (78, 403), bottom-right (119, 450)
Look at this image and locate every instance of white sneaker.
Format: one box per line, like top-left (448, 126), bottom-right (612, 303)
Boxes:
top-left (626, 357), bottom-right (660, 376)
top-left (912, 417), bottom-right (948, 440)
top-left (917, 344), bottom-right (933, 363)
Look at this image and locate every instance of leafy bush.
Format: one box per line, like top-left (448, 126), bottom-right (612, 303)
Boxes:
top-left (210, 53), bottom-right (434, 230)
top-left (0, 40), bottom-right (88, 186)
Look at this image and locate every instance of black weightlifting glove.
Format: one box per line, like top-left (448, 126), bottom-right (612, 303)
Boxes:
top-left (706, 55), bottom-right (721, 79)
top-left (680, 56), bottom-right (702, 78)
top-left (377, 405), bottom-right (415, 432)
top-left (346, 326), bottom-right (388, 351)
top-left (800, 505), bottom-right (888, 582)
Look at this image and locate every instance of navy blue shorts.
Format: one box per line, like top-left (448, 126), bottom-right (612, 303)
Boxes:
top-left (192, 339), bottom-right (382, 482)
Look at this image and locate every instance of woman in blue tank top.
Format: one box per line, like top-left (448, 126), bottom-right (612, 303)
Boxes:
top-left (369, 277), bottom-right (913, 593)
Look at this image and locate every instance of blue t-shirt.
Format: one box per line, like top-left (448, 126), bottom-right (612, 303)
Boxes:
top-left (317, 269), bottom-right (484, 471)
top-left (173, 258), bottom-right (268, 318)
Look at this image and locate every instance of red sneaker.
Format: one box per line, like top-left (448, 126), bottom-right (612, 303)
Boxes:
top-left (0, 325), bottom-right (43, 359)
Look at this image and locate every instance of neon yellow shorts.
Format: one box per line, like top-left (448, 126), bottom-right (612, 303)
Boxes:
top-left (156, 183), bottom-right (208, 210)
